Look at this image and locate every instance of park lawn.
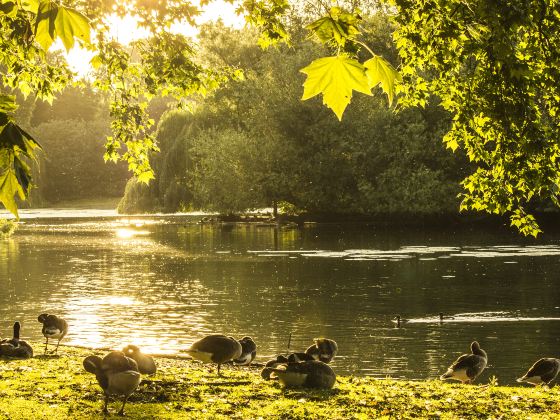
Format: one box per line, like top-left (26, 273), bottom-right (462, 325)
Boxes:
top-left (0, 344), bottom-right (558, 419)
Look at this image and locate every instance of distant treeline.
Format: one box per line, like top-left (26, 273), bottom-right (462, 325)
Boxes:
top-left (118, 18), bottom-right (468, 216)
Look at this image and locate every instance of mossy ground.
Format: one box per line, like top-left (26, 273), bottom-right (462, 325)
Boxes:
top-left (0, 344), bottom-right (559, 419)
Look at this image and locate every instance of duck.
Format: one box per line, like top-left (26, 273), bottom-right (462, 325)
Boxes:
top-left (83, 351), bottom-right (141, 416)
top-left (392, 315), bottom-right (409, 327)
top-left (185, 334), bottom-right (242, 375)
top-left (305, 338), bottom-right (338, 363)
top-left (440, 341), bottom-right (488, 384)
top-left (0, 322), bottom-right (33, 359)
top-left (122, 345), bottom-right (157, 375)
top-left (233, 336), bottom-right (257, 366)
top-left (38, 313), bottom-right (68, 354)
top-left (517, 358), bottom-right (560, 386)
top-left (263, 360), bottom-right (336, 389)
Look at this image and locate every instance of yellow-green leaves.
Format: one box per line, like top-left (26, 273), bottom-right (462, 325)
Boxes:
top-left (301, 55), bottom-right (400, 120)
top-left (364, 56), bottom-right (401, 106)
top-left (302, 6), bottom-right (400, 119)
top-left (301, 55), bottom-right (371, 120)
top-left (0, 164), bottom-right (24, 217)
top-left (305, 7), bottom-right (361, 47)
top-left (54, 6), bottom-right (90, 51)
top-left (34, 1), bottom-right (90, 52)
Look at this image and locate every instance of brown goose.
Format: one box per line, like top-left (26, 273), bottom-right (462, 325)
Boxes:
top-left (0, 322), bottom-right (33, 359)
top-left (263, 360), bottom-right (336, 389)
top-left (38, 314), bottom-right (68, 354)
top-left (233, 336), bottom-right (257, 366)
top-left (305, 338), bottom-right (338, 363)
top-left (122, 345), bottom-right (157, 375)
top-left (440, 341), bottom-right (488, 384)
top-left (185, 334), bottom-right (242, 375)
top-left (517, 358), bottom-right (560, 386)
top-left (83, 351), bottom-right (141, 416)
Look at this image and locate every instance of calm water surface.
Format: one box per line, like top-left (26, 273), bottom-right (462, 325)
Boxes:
top-left (2, 210), bottom-right (560, 385)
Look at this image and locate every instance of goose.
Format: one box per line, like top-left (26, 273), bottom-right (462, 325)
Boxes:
top-left (263, 360), bottom-right (336, 389)
top-left (185, 334), bottom-right (242, 375)
top-left (0, 322), bottom-right (33, 359)
top-left (305, 338), bottom-right (338, 363)
top-left (392, 315), bottom-right (409, 327)
top-left (287, 352), bottom-right (315, 363)
top-left (517, 358), bottom-right (560, 386)
top-left (261, 355), bottom-right (289, 379)
top-left (122, 345), bottom-right (157, 375)
top-left (233, 336), bottom-right (257, 366)
top-left (440, 341), bottom-right (488, 384)
top-left (83, 351), bottom-right (141, 416)
top-left (38, 314), bottom-right (68, 354)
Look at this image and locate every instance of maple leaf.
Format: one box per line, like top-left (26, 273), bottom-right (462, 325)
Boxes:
top-left (301, 55), bottom-right (371, 120)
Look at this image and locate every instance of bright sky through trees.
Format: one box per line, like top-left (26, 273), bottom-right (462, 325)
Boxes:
top-left (65, 0), bottom-right (243, 76)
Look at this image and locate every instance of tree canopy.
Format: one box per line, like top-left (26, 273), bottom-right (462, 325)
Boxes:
top-left (1, 0), bottom-right (559, 235)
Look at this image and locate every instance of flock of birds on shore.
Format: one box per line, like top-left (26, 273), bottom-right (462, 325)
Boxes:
top-left (0, 314), bottom-right (559, 416)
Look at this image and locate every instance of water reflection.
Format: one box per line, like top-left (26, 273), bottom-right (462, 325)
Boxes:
top-left (1, 215), bottom-right (560, 384)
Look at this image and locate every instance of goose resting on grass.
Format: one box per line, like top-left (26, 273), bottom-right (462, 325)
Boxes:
top-left (440, 341), bottom-right (487, 384)
top-left (38, 313), bottom-right (68, 354)
top-left (305, 338), bottom-right (338, 363)
top-left (122, 345), bottom-right (157, 375)
top-left (517, 358), bottom-right (560, 386)
top-left (262, 360), bottom-right (336, 389)
top-left (0, 322), bottom-right (33, 359)
top-left (185, 334), bottom-right (242, 375)
top-left (233, 336), bottom-right (257, 366)
top-left (83, 351), bottom-right (141, 416)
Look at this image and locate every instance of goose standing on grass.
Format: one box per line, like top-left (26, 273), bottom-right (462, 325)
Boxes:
top-left (262, 360), bottom-right (336, 389)
top-left (122, 345), bottom-right (157, 375)
top-left (0, 322), bottom-right (33, 359)
top-left (440, 341), bottom-right (488, 384)
top-left (517, 358), bottom-right (560, 386)
top-left (38, 314), bottom-right (68, 354)
top-left (185, 334), bottom-right (242, 375)
top-left (83, 351), bottom-right (141, 416)
top-left (305, 338), bottom-right (338, 363)
top-left (233, 336), bottom-right (257, 366)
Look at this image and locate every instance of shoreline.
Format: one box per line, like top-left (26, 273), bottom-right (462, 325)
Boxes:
top-left (0, 343), bottom-right (558, 419)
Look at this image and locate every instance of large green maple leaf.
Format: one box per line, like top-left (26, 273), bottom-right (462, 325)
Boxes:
top-left (364, 56), bottom-right (401, 106)
top-left (301, 55), bottom-right (371, 120)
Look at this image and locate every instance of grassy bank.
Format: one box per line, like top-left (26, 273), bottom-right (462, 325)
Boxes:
top-left (0, 344), bottom-right (558, 419)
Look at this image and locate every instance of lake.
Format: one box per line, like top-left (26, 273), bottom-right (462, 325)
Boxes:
top-left (1, 210), bottom-right (560, 385)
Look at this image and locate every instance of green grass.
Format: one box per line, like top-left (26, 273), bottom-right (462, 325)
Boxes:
top-left (0, 344), bottom-right (559, 419)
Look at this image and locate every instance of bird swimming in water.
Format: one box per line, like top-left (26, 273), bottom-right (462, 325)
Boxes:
top-left (440, 341), bottom-right (488, 384)
top-left (122, 345), bottom-right (157, 375)
top-left (185, 334), bottom-right (242, 375)
top-left (38, 313), bottom-right (68, 354)
top-left (517, 358), bottom-right (560, 386)
top-left (83, 351), bottom-right (141, 416)
top-left (305, 338), bottom-right (338, 364)
top-left (233, 336), bottom-right (257, 366)
top-left (262, 360), bottom-right (336, 389)
top-left (0, 322), bottom-right (33, 359)
top-left (392, 315), bottom-right (409, 327)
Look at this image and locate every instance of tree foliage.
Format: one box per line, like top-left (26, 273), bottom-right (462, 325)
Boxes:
top-left (119, 21), bottom-right (463, 216)
top-left (1, 0), bottom-right (559, 235)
